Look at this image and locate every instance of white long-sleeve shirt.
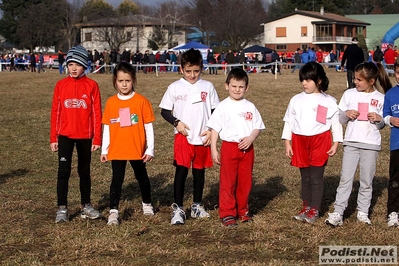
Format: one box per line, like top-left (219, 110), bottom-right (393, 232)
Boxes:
top-left (281, 92), bottom-right (343, 142)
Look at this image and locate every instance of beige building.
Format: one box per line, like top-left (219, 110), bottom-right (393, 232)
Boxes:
top-left (262, 8), bottom-right (370, 54)
top-left (76, 14), bottom-right (187, 52)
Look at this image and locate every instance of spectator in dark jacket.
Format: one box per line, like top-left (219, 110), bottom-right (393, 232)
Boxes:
top-left (340, 37), bottom-right (364, 89)
top-left (373, 46), bottom-right (383, 63)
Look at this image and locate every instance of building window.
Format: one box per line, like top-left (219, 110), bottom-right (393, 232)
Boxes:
top-left (276, 27), bottom-right (286, 37)
top-left (85, 32), bottom-right (92, 42)
top-left (301, 44), bottom-right (308, 50)
top-left (276, 44), bottom-right (287, 50)
top-left (127, 31), bottom-right (132, 39)
top-left (168, 42), bottom-right (178, 49)
top-left (301, 26), bottom-right (307, 37)
top-left (316, 25), bottom-right (332, 37)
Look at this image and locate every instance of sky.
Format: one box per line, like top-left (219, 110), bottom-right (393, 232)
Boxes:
top-left (106, 0), bottom-right (168, 6)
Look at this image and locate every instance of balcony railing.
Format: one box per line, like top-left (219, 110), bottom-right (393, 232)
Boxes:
top-left (313, 36), bottom-right (354, 43)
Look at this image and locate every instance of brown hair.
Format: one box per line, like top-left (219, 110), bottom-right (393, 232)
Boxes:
top-left (354, 62), bottom-right (392, 93)
top-left (112, 61), bottom-right (137, 91)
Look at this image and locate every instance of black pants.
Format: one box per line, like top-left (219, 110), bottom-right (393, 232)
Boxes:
top-left (109, 160), bottom-right (152, 209)
top-left (346, 69), bottom-right (355, 89)
top-left (388, 150), bottom-right (399, 214)
top-left (300, 166), bottom-right (325, 210)
top-left (57, 136), bottom-right (92, 207)
top-left (174, 165), bottom-right (205, 206)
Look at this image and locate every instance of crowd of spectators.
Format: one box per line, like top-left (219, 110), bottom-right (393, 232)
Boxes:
top-left (1, 44), bottom-right (397, 74)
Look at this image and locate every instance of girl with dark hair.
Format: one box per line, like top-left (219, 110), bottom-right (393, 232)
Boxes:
top-left (282, 62), bottom-right (343, 224)
top-left (101, 62), bottom-right (155, 225)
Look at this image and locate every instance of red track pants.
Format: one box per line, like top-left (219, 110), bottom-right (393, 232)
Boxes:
top-left (219, 141), bottom-right (254, 218)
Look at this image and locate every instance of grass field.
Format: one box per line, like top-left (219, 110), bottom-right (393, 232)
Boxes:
top-left (0, 67), bottom-right (398, 265)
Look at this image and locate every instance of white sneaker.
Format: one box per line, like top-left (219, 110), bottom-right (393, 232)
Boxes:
top-left (357, 211), bottom-right (371, 225)
top-left (388, 212), bottom-right (399, 227)
top-left (325, 212), bottom-right (343, 227)
top-left (142, 202), bottom-right (154, 215)
top-left (191, 203), bottom-right (210, 218)
top-left (107, 209), bottom-right (119, 226)
top-left (80, 203), bottom-right (102, 220)
top-left (171, 203), bottom-right (186, 225)
top-left (55, 207), bottom-right (68, 223)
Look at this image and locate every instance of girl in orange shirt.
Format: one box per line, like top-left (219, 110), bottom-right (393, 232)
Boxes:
top-left (101, 62), bottom-right (155, 225)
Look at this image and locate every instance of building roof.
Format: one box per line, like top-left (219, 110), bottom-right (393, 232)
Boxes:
top-left (263, 9), bottom-right (370, 26)
top-left (76, 14), bottom-right (189, 28)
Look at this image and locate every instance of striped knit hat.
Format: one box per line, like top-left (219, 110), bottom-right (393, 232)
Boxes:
top-left (66, 45), bottom-right (88, 69)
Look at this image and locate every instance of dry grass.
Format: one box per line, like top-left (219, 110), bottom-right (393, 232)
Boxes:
top-left (0, 67), bottom-right (398, 265)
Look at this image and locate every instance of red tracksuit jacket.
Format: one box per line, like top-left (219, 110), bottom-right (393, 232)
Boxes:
top-left (50, 75), bottom-right (102, 145)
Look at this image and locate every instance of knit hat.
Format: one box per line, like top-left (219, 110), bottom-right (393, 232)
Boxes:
top-left (66, 45), bottom-right (88, 69)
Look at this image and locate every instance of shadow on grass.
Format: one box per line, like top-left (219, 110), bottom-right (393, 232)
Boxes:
top-left (250, 176), bottom-right (287, 215)
top-left (322, 175), bottom-right (388, 218)
top-left (97, 172), bottom-right (174, 215)
top-left (202, 175), bottom-right (288, 215)
top-left (0, 168), bottom-right (29, 184)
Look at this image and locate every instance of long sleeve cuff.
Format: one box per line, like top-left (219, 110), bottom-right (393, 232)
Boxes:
top-left (101, 125), bottom-right (110, 154)
top-left (144, 123), bottom-right (154, 157)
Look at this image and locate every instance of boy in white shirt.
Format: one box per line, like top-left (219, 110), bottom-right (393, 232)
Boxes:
top-left (207, 68), bottom-right (265, 227)
top-left (159, 48), bottom-right (220, 225)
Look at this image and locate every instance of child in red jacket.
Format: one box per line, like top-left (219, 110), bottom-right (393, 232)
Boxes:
top-left (50, 45), bottom-right (102, 223)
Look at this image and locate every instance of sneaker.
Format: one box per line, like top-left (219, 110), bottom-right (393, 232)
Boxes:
top-left (171, 203), bottom-right (186, 225)
top-left (325, 212), bottom-right (343, 227)
top-left (304, 207), bottom-right (319, 224)
top-left (293, 201), bottom-right (310, 221)
top-left (387, 212), bottom-right (399, 227)
top-left (191, 203), bottom-right (210, 218)
top-left (239, 214), bottom-right (253, 223)
top-left (142, 202), bottom-right (154, 215)
top-left (107, 209), bottom-right (119, 226)
top-left (221, 216), bottom-right (238, 228)
top-left (357, 211), bottom-right (371, 225)
top-left (55, 207), bottom-right (68, 223)
top-left (80, 203), bottom-right (102, 220)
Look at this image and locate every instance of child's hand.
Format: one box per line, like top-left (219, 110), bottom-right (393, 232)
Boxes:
top-left (176, 121), bottom-right (190, 136)
top-left (50, 142), bottom-right (58, 152)
top-left (100, 154), bottom-right (108, 162)
top-left (141, 154), bottom-right (153, 163)
top-left (327, 142), bottom-right (339, 156)
top-left (200, 130), bottom-right (211, 146)
top-left (367, 112), bottom-right (381, 123)
top-left (391, 117), bottom-right (399, 127)
top-left (211, 150), bottom-right (221, 165)
top-left (92, 145), bottom-right (100, 152)
top-left (346, 109), bottom-right (360, 120)
top-left (238, 136), bottom-right (255, 151)
top-left (284, 140), bottom-right (293, 159)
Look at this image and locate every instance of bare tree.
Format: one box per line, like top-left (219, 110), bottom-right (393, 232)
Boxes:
top-left (140, 1), bottom-right (188, 50)
top-left (59, 0), bottom-right (84, 50)
top-left (93, 16), bottom-right (136, 51)
top-left (212, 0), bottom-right (267, 50)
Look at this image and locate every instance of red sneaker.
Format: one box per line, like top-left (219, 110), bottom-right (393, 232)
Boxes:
top-left (239, 214), bottom-right (253, 223)
top-left (221, 216), bottom-right (238, 228)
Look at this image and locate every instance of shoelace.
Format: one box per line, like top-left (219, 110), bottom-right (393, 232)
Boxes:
top-left (306, 208), bottom-right (318, 218)
top-left (298, 201), bottom-right (309, 214)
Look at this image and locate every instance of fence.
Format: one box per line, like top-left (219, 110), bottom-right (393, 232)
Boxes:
top-left (1, 61), bottom-right (395, 78)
